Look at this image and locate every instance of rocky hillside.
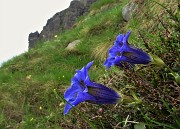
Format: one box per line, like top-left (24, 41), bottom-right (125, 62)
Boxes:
top-left (0, 0), bottom-right (179, 128)
top-left (28, 0), bottom-right (97, 49)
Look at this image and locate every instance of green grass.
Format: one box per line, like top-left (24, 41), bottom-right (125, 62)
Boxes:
top-left (0, 0), bottom-right (179, 128)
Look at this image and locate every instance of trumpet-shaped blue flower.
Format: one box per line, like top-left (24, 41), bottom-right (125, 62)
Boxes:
top-left (104, 31), bottom-right (152, 69)
top-left (64, 61), bottom-right (120, 115)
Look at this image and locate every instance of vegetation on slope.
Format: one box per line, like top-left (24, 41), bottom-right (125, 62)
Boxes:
top-left (0, 0), bottom-right (179, 128)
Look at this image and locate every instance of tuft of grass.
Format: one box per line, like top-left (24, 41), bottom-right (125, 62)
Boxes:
top-left (90, 0), bottom-right (120, 11)
top-left (91, 41), bottom-right (111, 62)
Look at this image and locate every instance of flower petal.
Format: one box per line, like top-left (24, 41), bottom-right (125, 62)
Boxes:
top-left (114, 34), bottom-right (124, 47)
top-left (71, 92), bottom-right (96, 106)
top-left (122, 47), bottom-right (151, 64)
top-left (109, 46), bottom-right (121, 56)
top-left (86, 61), bottom-right (94, 70)
top-left (87, 83), bottom-right (120, 104)
top-left (64, 84), bottom-right (82, 101)
top-left (64, 102), bottom-right (74, 115)
top-left (123, 31), bottom-right (131, 45)
top-left (73, 61), bottom-right (94, 82)
top-left (104, 57), bottom-right (116, 69)
top-left (88, 98), bottom-right (119, 104)
top-left (64, 92), bottom-right (96, 114)
top-left (64, 61), bottom-right (95, 115)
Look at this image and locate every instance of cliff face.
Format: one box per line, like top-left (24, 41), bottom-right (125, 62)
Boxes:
top-left (28, 31), bottom-right (40, 49)
top-left (28, 0), bottom-right (97, 49)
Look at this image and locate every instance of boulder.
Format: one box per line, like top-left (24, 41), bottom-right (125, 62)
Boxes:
top-left (65, 40), bottom-right (81, 50)
top-left (122, 1), bottom-right (138, 21)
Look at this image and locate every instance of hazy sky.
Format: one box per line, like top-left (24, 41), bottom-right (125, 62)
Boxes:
top-left (0, 0), bottom-right (72, 65)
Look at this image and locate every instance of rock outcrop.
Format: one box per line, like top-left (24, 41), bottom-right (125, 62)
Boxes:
top-left (28, 0), bottom-right (97, 49)
top-left (28, 31), bottom-right (40, 48)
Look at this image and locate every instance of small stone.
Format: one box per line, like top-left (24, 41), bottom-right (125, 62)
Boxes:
top-left (122, 2), bottom-right (138, 21)
top-left (65, 40), bottom-right (81, 50)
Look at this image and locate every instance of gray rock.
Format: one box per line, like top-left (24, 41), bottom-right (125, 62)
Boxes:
top-left (65, 40), bottom-right (81, 50)
top-left (28, 31), bottom-right (40, 48)
top-left (80, 0), bottom-right (97, 8)
top-left (28, 0), bottom-right (97, 49)
top-left (39, 9), bottom-right (67, 41)
top-left (63, 0), bottom-right (86, 29)
top-left (39, 0), bottom-right (85, 41)
top-left (122, 2), bottom-right (138, 21)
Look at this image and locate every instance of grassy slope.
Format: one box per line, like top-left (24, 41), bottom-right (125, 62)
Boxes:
top-left (0, 0), bottom-right (179, 128)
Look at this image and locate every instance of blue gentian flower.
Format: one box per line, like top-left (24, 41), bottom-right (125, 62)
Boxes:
top-left (104, 31), bottom-right (152, 69)
top-left (64, 61), bottom-right (120, 115)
